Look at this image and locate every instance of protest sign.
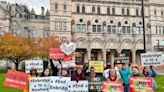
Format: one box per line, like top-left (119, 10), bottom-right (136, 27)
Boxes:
top-left (60, 42), bottom-right (76, 55)
top-left (88, 77), bottom-right (102, 91)
top-left (141, 52), bottom-right (163, 66)
top-left (103, 69), bottom-right (110, 78)
top-left (49, 77), bottom-right (70, 92)
top-left (129, 77), bottom-right (153, 92)
top-left (25, 60), bottom-right (43, 73)
top-left (89, 61), bottom-right (104, 73)
top-left (3, 70), bottom-right (29, 89)
top-left (102, 81), bottom-right (124, 92)
top-left (49, 48), bottom-right (65, 59)
top-left (29, 77), bottom-right (50, 92)
top-left (69, 81), bottom-right (88, 92)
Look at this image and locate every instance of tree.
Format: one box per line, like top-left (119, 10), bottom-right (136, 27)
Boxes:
top-left (0, 32), bottom-right (38, 70)
top-left (37, 35), bottom-right (62, 59)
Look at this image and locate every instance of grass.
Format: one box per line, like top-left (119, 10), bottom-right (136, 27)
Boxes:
top-left (0, 73), bottom-right (164, 92)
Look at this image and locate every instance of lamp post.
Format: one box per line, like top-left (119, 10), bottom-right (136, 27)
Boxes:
top-left (141, 0), bottom-right (146, 53)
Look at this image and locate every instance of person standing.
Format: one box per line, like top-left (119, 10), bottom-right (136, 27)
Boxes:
top-left (131, 66), bottom-right (144, 77)
top-left (119, 63), bottom-right (131, 92)
top-left (40, 68), bottom-right (51, 77)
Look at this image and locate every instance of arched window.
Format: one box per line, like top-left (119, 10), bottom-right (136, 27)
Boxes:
top-left (76, 19), bottom-right (87, 32)
top-left (107, 20), bottom-right (116, 33)
top-left (82, 6), bottom-right (85, 13)
top-left (77, 5), bottom-right (80, 13)
top-left (122, 8), bottom-right (125, 15)
top-left (112, 7), bottom-right (115, 15)
top-left (92, 6), bottom-right (95, 13)
top-left (107, 7), bottom-right (110, 15)
top-left (136, 9), bottom-right (139, 16)
top-left (55, 3), bottom-right (58, 12)
top-left (97, 7), bottom-right (100, 14)
top-left (122, 21), bottom-right (131, 34)
top-left (63, 4), bottom-right (67, 12)
top-left (92, 19), bottom-right (101, 32)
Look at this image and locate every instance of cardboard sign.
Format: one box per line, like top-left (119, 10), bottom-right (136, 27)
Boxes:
top-left (3, 70), bottom-right (29, 89)
top-left (29, 77), bottom-right (50, 92)
top-left (69, 81), bottom-right (88, 92)
top-left (49, 48), bottom-right (65, 59)
top-left (49, 77), bottom-right (71, 92)
top-left (129, 77), bottom-right (153, 92)
top-left (141, 52), bottom-right (163, 66)
top-left (60, 42), bottom-right (76, 55)
top-left (103, 69), bottom-right (110, 78)
top-left (102, 82), bottom-right (124, 92)
top-left (88, 77), bottom-right (102, 91)
top-left (89, 61), bottom-right (104, 73)
top-left (25, 60), bottom-right (43, 73)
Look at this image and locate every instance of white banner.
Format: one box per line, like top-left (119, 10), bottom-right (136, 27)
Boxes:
top-left (25, 60), bottom-right (43, 73)
top-left (49, 77), bottom-right (70, 92)
top-left (69, 81), bottom-right (88, 92)
top-left (29, 77), bottom-right (50, 92)
top-left (141, 52), bottom-right (163, 66)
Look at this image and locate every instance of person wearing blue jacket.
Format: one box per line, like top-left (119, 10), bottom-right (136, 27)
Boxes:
top-left (143, 66), bottom-right (158, 90)
top-left (119, 63), bottom-right (131, 92)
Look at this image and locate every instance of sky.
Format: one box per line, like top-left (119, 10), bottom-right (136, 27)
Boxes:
top-left (0, 0), bottom-right (50, 15)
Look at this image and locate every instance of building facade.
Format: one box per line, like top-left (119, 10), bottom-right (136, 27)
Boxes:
top-left (50, 0), bottom-right (164, 65)
top-left (0, 1), bottom-right (50, 38)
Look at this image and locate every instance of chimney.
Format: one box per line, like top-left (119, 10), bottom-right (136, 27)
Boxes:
top-left (41, 7), bottom-right (44, 16)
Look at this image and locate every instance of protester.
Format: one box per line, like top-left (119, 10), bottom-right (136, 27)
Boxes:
top-left (107, 68), bottom-right (121, 82)
top-left (40, 68), bottom-right (51, 77)
top-left (131, 66), bottom-right (144, 77)
top-left (119, 63), bottom-right (131, 92)
top-left (30, 68), bottom-right (38, 77)
top-left (71, 67), bottom-right (86, 81)
top-left (71, 66), bottom-right (77, 76)
top-left (61, 69), bottom-right (69, 77)
top-left (82, 62), bottom-right (90, 76)
top-left (50, 59), bottom-right (59, 76)
top-left (143, 66), bottom-right (158, 90)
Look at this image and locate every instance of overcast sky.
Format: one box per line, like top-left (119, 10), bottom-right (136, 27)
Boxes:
top-left (0, 0), bottom-right (50, 15)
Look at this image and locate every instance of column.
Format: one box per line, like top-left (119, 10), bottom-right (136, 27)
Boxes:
top-left (87, 49), bottom-right (91, 62)
top-left (132, 49), bottom-right (136, 64)
top-left (102, 49), bottom-right (106, 62)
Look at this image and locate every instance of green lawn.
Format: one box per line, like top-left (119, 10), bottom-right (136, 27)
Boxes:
top-left (0, 73), bottom-right (164, 92)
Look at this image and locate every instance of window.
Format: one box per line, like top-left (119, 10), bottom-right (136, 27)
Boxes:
top-left (127, 8), bottom-right (130, 15)
top-left (55, 21), bottom-right (59, 31)
top-left (82, 6), bottom-right (85, 13)
top-left (156, 26), bottom-right (164, 34)
top-left (43, 30), bottom-right (50, 38)
top-left (92, 6), bottom-right (95, 13)
top-left (108, 25), bottom-right (116, 33)
top-left (92, 25), bottom-right (101, 32)
top-left (112, 7), bottom-right (115, 15)
top-left (154, 10), bottom-right (157, 16)
top-left (97, 7), bottom-right (100, 14)
top-left (59, 22), bottom-right (62, 30)
top-left (77, 5), bottom-right (80, 13)
top-left (136, 26), bottom-right (143, 34)
top-left (107, 7), bottom-right (110, 15)
top-left (55, 4), bottom-right (58, 12)
top-left (63, 22), bottom-right (67, 30)
top-left (29, 30), bottom-right (37, 38)
top-left (76, 24), bottom-right (87, 32)
top-left (63, 5), bottom-right (67, 12)
top-left (122, 8), bottom-right (125, 15)
top-left (136, 9), bottom-right (139, 16)
top-left (161, 11), bottom-right (163, 17)
top-left (122, 26), bottom-right (131, 34)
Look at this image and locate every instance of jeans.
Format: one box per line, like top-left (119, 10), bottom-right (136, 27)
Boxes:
top-left (124, 84), bottom-right (129, 92)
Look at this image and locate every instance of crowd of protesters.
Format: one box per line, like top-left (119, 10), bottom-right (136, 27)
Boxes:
top-left (24, 59), bottom-right (158, 92)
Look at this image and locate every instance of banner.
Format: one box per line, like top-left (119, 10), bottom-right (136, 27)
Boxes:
top-left (3, 70), bottom-right (29, 89)
top-left (88, 77), bottom-right (102, 91)
top-left (129, 77), bottom-right (153, 92)
top-left (102, 82), bottom-right (124, 92)
top-left (141, 52), bottom-right (163, 66)
top-left (29, 77), bottom-right (50, 92)
top-left (69, 81), bottom-right (88, 92)
top-left (89, 61), bottom-right (104, 73)
top-left (49, 77), bottom-right (70, 92)
top-left (49, 48), bottom-right (65, 59)
top-left (25, 60), bottom-right (43, 73)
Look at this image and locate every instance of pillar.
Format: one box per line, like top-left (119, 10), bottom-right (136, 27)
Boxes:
top-left (87, 49), bottom-right (91, 62)
top-left (102, 49), bottom-right (106, 62)
top-left (132, 50), bottom-right (136, 64)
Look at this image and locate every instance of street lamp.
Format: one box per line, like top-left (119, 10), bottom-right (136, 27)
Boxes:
top-left (141, 0), bottom-right (146, 53)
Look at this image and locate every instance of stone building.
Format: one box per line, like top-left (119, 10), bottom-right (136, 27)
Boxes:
top-left (50, 0), bottom-right (164, 65)
top-left (0, 1), bottom-right (50, 38)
